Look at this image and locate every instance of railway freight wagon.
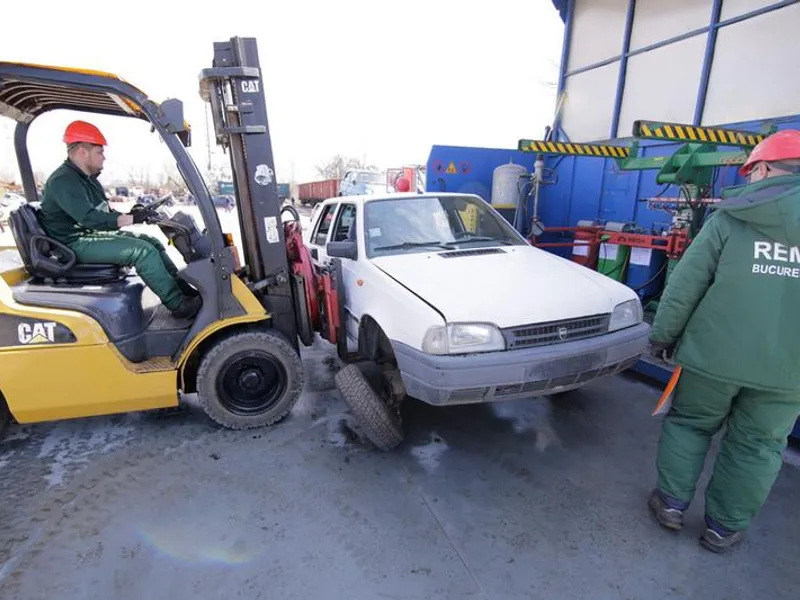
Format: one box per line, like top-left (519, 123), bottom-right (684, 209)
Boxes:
top-left (297, 178), bottom-right (340, 205)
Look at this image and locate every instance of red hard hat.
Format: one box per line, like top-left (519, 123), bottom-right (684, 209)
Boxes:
top-left (63, 120), bottom-right (108, 146)
top-left (395, 176), bottom-right (411, 192)
top-left (740, 129), bottom-right (800, 176)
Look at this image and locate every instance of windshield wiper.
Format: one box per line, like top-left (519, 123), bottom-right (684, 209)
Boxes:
top-left (449, 235), bottom-right (515, 246)
top-left (373, 240), bottom-right (455, 251)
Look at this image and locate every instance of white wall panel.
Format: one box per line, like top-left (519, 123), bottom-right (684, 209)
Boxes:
top-left (561, 63), bottom-right (619, 141)
top-left (567, 0), bottom-right (627, 71)
top-left (629, 0), bottom-right (713, 50)
top-left (703, 3), bottom-right (800, 125)
top-left (617, 34), bottom-right (707, 136)
top-left (721, 0), bottom-right (781, 20)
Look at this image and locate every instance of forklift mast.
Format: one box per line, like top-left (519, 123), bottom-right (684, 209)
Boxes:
top-left (200, 37), bottom-right (298, 348)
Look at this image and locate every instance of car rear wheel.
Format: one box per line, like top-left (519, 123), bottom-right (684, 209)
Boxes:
top-left (335, 362), bottom-right (404, 451)
top-left (197, 329), bottom-right (303, 429)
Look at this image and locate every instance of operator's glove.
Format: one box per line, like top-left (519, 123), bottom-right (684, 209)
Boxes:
top-left (131, 208), bottom-right (150, 224)
top-left (650, 339), bottom-right (676, 361)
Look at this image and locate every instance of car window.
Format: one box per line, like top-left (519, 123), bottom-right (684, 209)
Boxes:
top-left (331, 204), bottom-right (357, 242)
top-left (364, 195), bottom-right (526, 257)
top-left (313, 204), bottom-right (337, 246)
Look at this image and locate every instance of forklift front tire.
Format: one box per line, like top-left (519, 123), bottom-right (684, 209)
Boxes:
top-left (196, 329), bottom-right (303, 430)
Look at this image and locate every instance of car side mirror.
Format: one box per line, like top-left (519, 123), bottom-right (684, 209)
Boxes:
top-left (327, 240), bottom-right (357, 260)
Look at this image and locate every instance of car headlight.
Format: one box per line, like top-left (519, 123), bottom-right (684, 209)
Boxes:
top-left (609, 299), bottom-right (643, 332)
top-left (422, 323), bottom-right (506, 355)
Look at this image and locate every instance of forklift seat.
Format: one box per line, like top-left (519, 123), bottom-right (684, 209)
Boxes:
top-left (8, 204), bottom-right (127, 285)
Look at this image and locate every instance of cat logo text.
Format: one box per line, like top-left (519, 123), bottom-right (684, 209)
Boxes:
top-left (17, 322), bottom-right (57, 345)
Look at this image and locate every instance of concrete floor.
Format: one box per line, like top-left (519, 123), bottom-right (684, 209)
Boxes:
top-left (2, 210), bottom-right (800, 599)
top-left (2, 334), bottom-right (799, 600)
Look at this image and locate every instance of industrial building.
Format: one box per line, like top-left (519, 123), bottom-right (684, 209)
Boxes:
top-left (426, 0), bottom-right (800, 436)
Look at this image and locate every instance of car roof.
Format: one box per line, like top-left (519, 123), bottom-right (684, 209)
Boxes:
top-left (320, 192), bottom-right (480, 205)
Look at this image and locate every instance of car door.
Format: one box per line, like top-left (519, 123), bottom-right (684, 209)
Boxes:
top-left (307, 201), bottom-right (338, 267)
top-left (325, 202), bottom-right (364, 346)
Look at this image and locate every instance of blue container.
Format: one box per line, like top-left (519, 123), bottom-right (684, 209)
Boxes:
top-left (625, 245), bottom-right (667, 300)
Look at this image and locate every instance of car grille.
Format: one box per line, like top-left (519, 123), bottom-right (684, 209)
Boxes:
top-left (503, 314), bottom-right (610, 349)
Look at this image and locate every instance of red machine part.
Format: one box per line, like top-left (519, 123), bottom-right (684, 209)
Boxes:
top-left (529, 226), bottom-right (690, 262)
top-left (282, 218), bottom-right (341, 345)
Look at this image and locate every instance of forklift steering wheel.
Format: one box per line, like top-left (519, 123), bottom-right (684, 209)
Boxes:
top-left (147, 193), bottom-right (173, 211)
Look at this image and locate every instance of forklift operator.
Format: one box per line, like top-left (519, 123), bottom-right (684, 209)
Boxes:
top-left (39, 120), bottom-right (202, 320)
top-left (647, 129), bottom-right (800, 553)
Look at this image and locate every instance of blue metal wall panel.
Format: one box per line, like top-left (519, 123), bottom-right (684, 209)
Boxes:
top-left (427, 114), bottom-right (800, 236)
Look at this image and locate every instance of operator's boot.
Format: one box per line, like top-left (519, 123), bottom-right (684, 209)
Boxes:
top-left (171, 294), bottom-right (202, 320)
top-left (648, 488), bottom-right (686, 531)
top-left (699, 517), bottom-right (745, 553)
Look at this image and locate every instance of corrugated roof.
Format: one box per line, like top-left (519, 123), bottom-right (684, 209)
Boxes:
top-left (0, 62), bottom-right (147, 123)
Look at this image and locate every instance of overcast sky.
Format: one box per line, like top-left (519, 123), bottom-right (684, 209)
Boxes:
top-left (0, 0), bottom-right (564, 187)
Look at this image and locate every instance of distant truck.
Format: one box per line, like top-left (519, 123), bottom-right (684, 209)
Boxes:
top-left (339, 169), bottom-right (386, 196)
top-left (298, 178), bottom-right (340, 206)
top-left (277, 183), bottom-right (290, 200)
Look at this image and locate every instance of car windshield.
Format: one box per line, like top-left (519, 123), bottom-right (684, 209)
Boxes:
top-left (357, 172), bottom-right (384, 184)
top-left (364, 195), bottom-right (526, 257)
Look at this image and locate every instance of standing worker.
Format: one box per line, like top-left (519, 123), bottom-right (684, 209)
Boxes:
top-left (39, 120), bottom-right (201, 319)
top-left (647, 129), bottom-right (800, 553)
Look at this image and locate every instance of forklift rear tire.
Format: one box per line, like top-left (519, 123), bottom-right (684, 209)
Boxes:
top-left (196, 329), bottom-right (303, 430)
top-left (334, 363), bottom-right (404, 451)
top-left (0, 393), bottom-right (10, 436)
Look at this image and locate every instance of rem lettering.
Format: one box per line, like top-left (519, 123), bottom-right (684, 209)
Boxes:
top-left (753, 241), bottom-right (800, 263)
top-left (17, 322), bottom-right (57, 344)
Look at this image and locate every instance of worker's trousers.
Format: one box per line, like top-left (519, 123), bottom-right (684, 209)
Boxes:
top-left (69, 231), bottom-right (185, 310)
top-left (656, 367), bottom-right (800, 531)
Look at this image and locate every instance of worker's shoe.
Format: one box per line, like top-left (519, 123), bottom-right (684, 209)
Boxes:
top-left (699, 517), bottom-right (745, 553)
top-left (178, 280), bottom-right (200, 297)
top-left (648, 488), bottom-right (686, 531)
top-left (170, 295), bottom-right (202, 320)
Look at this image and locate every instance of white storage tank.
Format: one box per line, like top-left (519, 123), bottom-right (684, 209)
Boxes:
top-left (491, 161), bottom-right (528, 208)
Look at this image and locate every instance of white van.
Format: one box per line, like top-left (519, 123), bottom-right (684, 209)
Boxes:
top-left (339, 169), bottom-right (386, 196)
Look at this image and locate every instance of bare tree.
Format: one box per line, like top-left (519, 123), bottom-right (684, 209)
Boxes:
top-left (33, 169), bottom-right (49, 188)
top-left (157, 162), bottom-right (186, 194)
top-left (315, 155), bottom-right (377, 180)
top-left (127, 165), bottom-right (153, 188)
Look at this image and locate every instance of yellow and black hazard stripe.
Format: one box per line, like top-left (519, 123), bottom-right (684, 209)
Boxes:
top-left (632, 120), bottom-right (765, 148)
top-left (518, 139), bottom-right (630, 158)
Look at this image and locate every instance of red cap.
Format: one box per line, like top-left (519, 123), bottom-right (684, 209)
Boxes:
top-left (740, 129), bottom-right (800, 176)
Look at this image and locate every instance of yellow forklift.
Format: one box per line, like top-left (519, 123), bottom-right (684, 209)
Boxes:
top-left (0, 37), bottom-right (344, 433)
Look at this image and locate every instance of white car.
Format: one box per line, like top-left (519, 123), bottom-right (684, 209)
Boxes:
top-left (307, 192), bottom-right (650, 450)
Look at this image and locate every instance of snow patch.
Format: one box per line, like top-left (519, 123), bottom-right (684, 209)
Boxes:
top-left (37, 419), bottom-right (137, 487)
top-left (491, 398), bottom-right (561, 451)
top-left (0, 450), bottom-right (14, 472)
top-left (410, 432), bottom-right (449, 473)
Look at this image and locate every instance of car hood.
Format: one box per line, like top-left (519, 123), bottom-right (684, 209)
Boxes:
top-left (370, 245), bottom-right (634, 328)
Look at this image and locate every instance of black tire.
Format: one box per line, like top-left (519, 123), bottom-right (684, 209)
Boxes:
top-left (0, 393), bottom-right (10, 436)
top-left (335, 363), bottom-right (404, 451)
top-left (196, 329), bottom-right (303, 430)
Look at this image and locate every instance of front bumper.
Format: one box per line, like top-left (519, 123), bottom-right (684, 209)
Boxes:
top-left (392, 322), bottom-right (650, 406)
